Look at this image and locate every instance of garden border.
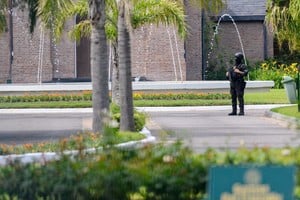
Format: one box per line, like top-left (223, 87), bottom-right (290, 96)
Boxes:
top-left (0, 127), bottom-right (156, 166)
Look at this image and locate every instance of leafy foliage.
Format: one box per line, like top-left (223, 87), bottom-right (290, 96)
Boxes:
top-left (1, 144), bottom-right (300, 199)
top-left (111, 103), bottom-right (146, 132)
top-left (132, 0), bottom-right (186, 38)
top-left (266, 0), bottom-right (300, 52)
top-left (0, 0), bottom-right (7, 34)
top-left (251, 60), bottom-right (298, 88)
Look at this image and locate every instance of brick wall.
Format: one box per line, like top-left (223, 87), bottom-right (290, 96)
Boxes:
top-left (131, 25), bottom-right (186, 81)
top-left (184, 2), bottom-right (203, 80)
top-left (0, 9), bottom-right (76, 83)
top-left (0, 7), bottom-right (273, 83)
top-left (205, 21), bottom-right (272, 68)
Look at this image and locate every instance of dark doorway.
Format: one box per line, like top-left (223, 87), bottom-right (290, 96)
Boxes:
top-left (76, 37), bottom-right (91, 79)
top-left (76, 15), bottom-right (91, 79)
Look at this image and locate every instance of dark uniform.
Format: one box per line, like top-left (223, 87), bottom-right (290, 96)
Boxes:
top-left (226, 52), bottom-right (248, 116)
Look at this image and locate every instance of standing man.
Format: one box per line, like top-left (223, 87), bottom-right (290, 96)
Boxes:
top-left (226, 52), bottom-right (248, 116)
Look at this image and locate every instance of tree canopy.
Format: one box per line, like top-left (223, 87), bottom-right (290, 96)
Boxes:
top-left (266, 0), bottom-right (300, 52)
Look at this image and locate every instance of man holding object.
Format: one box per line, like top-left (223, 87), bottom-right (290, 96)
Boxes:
top-left (226, 52), bottom-right (248, 116)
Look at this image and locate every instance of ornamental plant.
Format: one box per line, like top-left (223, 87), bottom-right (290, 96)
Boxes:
top-left (252, 60), bottom-right (299, 88)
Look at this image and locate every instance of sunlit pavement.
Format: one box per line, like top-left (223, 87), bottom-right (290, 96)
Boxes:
top-left (0, 104), bottom-right (298, 153)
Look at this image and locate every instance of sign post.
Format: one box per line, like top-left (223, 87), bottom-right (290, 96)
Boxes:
top-left (208, 165), bottom-right (295, 200)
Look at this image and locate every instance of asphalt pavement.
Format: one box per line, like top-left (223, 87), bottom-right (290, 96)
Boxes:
top-left (138, 104), bottom-right (300, 152)
top-left (0, 105), bottom-right (299, 152)
top-left (0, 111), bottom-right (92, 145)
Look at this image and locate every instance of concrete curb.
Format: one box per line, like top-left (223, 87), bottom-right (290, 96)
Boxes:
top-left (0, 127), bottom-right (156, 166)
top-left (0, 81), bottom-right (274, 95)
top-left (0, 104), bottom-right (289, 114)
top-left (265, 109), bottom-right (300, 130)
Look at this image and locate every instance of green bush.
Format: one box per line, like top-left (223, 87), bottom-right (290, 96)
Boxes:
top-left (252, 60), bottom-right (299, 88)
top-left (1, 144), bottom-right (300, 199)
top-left (110, 103), bottom-right (146, 132)
top-left (0, 92), bottom-right (230, 104)
top-left (0, 153), bottom-right (140, 200)
top-left (112, 112), bottom-right (146, 132)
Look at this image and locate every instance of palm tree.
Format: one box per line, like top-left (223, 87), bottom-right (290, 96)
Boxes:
top-left (118, 0), bottom-right (223, 131)
top-left (68, 0), bottom-right (187, 131)
top-left (32, 0), bottom-right (222, 132)
top-left (27, 0), bottom-right (110, 132)
top-left (117, 0), bottom-right (134, 131)
top-left (117, 0), bottom-right (190, 131)
top-left (69, 0), bottom-right (222, 131)
top-left (266, 0), bottom-right (300, 52)
top-left (89, 0), bottom-right (110, 132)
top-left (27, 0), bottom-right (73, 80)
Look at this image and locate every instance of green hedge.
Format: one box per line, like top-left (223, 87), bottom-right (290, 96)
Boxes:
top-left (0, 144), bottom-right (300, 199)
top-left (0, 93), bottom-right (92, 103)
top-left (0, 92), bottom-right (231, 103)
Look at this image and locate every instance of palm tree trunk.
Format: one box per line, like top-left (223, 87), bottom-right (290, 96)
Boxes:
top-left (111, 42), bottom-right (120, 105)
top-left (118, 1), bottom-right (134, 131)
top-left (89, 0), bottom-right (110, 133)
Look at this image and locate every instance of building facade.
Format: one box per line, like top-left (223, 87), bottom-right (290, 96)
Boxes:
top-left (0, 0), bottom-right (272, 83)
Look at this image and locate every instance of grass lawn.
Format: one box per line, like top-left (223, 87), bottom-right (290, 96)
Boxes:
top-left (271, 105), bottom-right (300, 118)
top-left (245, 89), bottom-right (288, 104)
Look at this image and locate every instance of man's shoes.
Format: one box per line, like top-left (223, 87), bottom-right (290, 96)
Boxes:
top-left (228, 112), bottom-right (237, 116)
top-left (238, 112), bottom-right (244, 116)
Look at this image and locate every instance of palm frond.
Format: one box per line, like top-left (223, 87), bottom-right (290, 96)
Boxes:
top-left (37, 0), bottom-right (73, 40)
top-left (67, 0), bottom-right (117, 43)
top-left (67, 0), bottom-right (88, 18)
top-left (132, 0), bottom-right (187, 38)
top-left (69, 19), bottom-right (91, 42)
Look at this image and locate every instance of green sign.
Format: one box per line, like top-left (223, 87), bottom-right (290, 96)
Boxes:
top-left (208, 165), bottom-right (295, 200)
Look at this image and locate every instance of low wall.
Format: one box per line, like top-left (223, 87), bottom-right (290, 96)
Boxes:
top-left (0, 81), bottom-right (274, 96)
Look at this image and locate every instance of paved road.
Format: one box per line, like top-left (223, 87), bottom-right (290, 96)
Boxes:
top-left (0, 105), bottom-right (299, 152)
top-left (140, 105), bottom-right (300, 152)
top-left (0, 111), bottom-right (92, 145)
